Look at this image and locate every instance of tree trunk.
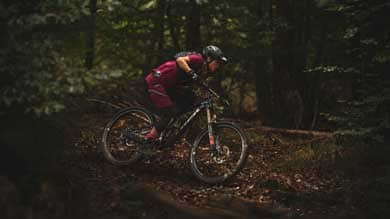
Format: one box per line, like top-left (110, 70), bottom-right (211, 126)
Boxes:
top-left (254, 0), bottom-right (274, 124)
top-left (255, 57), bottom-right (273, 125)
top-left (0, 2), bottom-right (16, 88)
top-left (156, 0), bottom-right (166, 62)
top-left (185, 0), bottom-right (201, 51)
top-left (85, 0), bottom-right (97, 70)
top-left (167, 2), bottom-right (180, 51)
top-left (270, 0), bottom-right (313, 128)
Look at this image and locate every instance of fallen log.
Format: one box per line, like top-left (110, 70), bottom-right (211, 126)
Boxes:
top-left (248, 126), bottom-right (334, 138)
top-left (124, 184), bottom-right (291, 219)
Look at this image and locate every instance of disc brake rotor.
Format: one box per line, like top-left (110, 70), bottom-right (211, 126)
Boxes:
top-left (213, 145), bottom-right (230, 164)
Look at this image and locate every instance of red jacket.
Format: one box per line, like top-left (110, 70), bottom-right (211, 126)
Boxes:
top-left (145, 54), bottom-right (204, 88)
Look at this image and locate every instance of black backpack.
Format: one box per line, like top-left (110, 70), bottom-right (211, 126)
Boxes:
top-left (173, 51), bottom-right (200, 59)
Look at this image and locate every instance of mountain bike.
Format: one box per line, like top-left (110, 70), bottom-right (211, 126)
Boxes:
top-left (101, 80), bottom-right (248, 184)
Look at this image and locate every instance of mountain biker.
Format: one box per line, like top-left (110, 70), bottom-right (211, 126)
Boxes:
top-left (144, 45), bottom-right (227, 143)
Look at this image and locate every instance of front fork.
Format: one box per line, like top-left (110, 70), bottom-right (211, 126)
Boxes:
top-left (206, 107), bottom-right (219, 155)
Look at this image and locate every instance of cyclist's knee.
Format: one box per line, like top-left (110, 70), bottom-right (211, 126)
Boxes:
top-left (155, 105), bottom-right (180, 132)
top-left (160, 105), bottom-right (180, 117)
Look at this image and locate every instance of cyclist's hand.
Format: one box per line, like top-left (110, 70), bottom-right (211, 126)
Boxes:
top-left (190, 72), bottom-right (208, 88)
top-left (190, 71), bottom-right (201, 82)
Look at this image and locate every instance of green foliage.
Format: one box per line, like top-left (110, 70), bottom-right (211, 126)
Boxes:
top-left (299, 0), bottom-right (390, 142)
top-left (1, 0), bottom-right (389, 139)
top-left (1, 0), bottom-right (148, 116)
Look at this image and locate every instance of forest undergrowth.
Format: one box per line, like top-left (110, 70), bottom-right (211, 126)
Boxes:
top-left (60, 112), bottom-right (390, 219)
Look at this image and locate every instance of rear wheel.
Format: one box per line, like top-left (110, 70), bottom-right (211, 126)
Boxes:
top-left (101, 107), bottom-right (154, 165)
top-left (190, 122), bottom-right (248, 184)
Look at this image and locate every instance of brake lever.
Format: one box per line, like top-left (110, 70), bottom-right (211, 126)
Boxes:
top-left (195, 77), bottom-right (231, 107)
top-left (221, 98), bottom-right (230, 107)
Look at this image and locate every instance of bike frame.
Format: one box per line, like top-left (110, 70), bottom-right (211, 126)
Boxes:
top-left (159, 92), bottom-right (216, 146)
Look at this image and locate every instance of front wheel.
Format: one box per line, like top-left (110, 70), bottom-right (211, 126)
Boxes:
top-left (190, 122), bottom-right (248, 184)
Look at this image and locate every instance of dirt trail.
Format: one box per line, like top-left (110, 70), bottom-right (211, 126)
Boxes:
top-left (66, 113), bottom-right (346, 218)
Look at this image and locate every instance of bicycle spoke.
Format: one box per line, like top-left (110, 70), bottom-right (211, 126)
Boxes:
top-left (191, 122), bottom-right (248, 183)
top-left (102, 108), bottom-right (154, 165)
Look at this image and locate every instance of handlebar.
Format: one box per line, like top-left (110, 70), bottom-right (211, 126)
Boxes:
top-left (195, 77), bottom-right (231, 107)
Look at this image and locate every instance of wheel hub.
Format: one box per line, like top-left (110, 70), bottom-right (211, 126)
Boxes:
top-left (213, 145), bottom-right (230, 164)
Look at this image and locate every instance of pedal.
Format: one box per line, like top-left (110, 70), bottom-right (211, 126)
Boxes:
top-left (140, 139), bottom-right (161, 156)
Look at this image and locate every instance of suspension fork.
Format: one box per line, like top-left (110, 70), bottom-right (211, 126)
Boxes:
top-left (206, 107), bottom-right (217, 149)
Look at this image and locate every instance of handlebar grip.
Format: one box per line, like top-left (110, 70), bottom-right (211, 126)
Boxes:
top-left (192, 75), bottom-right (230, 106)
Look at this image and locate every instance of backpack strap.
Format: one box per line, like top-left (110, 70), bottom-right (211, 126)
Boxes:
top-left (174, 51), bottom-right (200, 59)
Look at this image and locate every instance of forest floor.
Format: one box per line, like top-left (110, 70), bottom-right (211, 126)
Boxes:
top-left (63, 112), bottom-right (387, 219)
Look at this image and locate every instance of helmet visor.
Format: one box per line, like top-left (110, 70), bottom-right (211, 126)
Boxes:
top-left (219, 56), bottom-right (228, 63)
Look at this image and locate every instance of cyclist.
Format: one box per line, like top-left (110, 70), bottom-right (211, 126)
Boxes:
top-left (144, 45), bottom-right (227, 142)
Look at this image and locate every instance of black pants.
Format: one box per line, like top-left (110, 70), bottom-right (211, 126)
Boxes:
top-left (154, 85), bottom-right (195, 132)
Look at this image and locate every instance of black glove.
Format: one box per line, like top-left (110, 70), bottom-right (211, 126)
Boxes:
top-left (190, 71), bottom-right (201, 82)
